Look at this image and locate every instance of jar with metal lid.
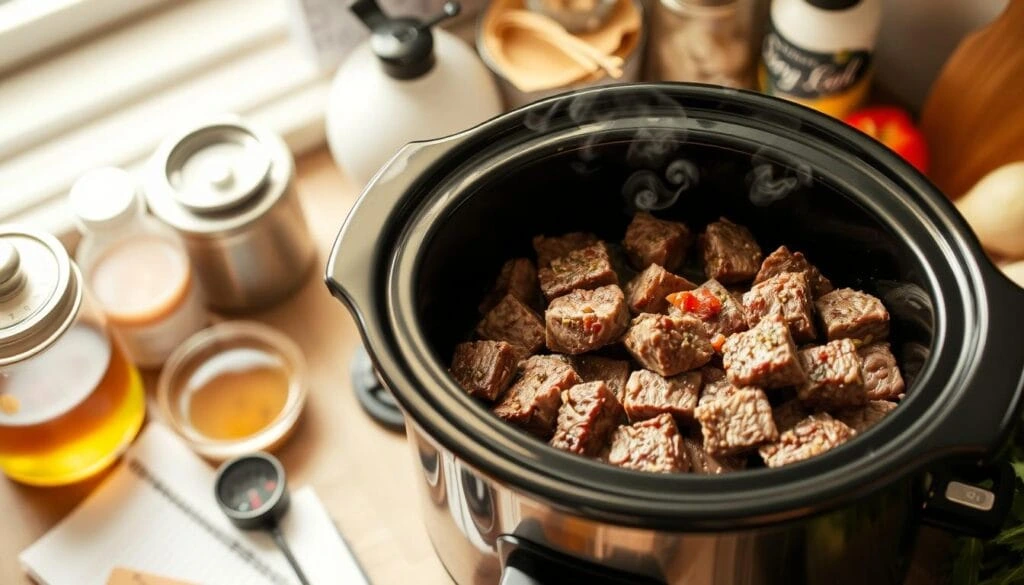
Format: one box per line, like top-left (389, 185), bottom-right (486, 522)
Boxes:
top-left (0, 227), bottom-right (145, 486)
top-left (648, 0), bottom-right (755, 89)
top-left (144, 115), bottom-right (316, 312)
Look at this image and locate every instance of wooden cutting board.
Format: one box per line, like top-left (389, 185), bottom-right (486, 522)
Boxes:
top-left (919, 0), bottom-right (1024, 199)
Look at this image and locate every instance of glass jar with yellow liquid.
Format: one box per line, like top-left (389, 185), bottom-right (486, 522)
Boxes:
top-left (0, 228), bottom-right (145, 486)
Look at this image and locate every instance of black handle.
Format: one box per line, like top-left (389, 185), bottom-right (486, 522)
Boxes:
top-left (923, 266), bottom-right (1024, 456)
top-left (325, 133), bottom-right (467, 320)
top-left (921, 459), bottom-right (1017, 538)
top-left (497, 535), bottom-right (665, 585)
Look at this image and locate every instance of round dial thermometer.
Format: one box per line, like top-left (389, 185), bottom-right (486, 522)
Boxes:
top-left (214, 453), bottom-right (309, 585)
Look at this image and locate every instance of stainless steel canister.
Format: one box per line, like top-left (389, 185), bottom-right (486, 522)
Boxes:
top-left (144, 115), bottom-right (316, 312)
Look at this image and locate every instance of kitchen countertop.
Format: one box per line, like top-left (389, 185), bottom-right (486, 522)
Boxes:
top-left (0, 147), bottom-right (953, 585)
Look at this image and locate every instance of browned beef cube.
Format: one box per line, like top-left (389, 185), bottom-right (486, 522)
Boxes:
top-left (538, 242), bottom-right (618, 302)
top-left (754, 246), bottom-right (833, 298)
top-left (835, 400), bottom-right (898, 433)
top-left (682, 434), bottom-right (747, 474)
top-left (623, 369), bottom-right (702, 424)
top-left (690, 279), bottom-right (749, 338)
top-left (570, 355), bottom-right (630, 402)
top-left (815, 288), bottom-right (890, 342)
top-left (624, 264), bottom-right (696, 315)
top-left (743, 272), bottom-right (817, 343)
top-left (700, 218), bottom-right (763, 284)
top-left (759, 413), bottom-right (856, 468)
top-left (545, 285), bottom-right (629, 354)
top-left (797, 339), bottom-right (867, 409)
top-left (623, 212), bottom-right (691, 272)
top-left (549, 381), bottom-right (625, 456)
top-left (697, 366), bottom-right (754, 406)
top-left (450, 341), bottom-right (518, 401)
top-left (606, 413), bottom-right (689, 473)
top-left (771, 400), bottom-right (810, 433)
top-left (493, 355), bottom-right (581, 438)
top-left (479, 258), bottom-right (540, 313)
top-left (533, 232), bottom-right (599, 268)
top-left (859, 342), bottom-right (905, 401)
top-left (623, 313), bottom-right (714, 376)
top-left (722, 311), bottom-right (806, 389)
top-left (694, 388), bottom-right (778, 456)
top-left (476, 294), bottom-right (545, 355)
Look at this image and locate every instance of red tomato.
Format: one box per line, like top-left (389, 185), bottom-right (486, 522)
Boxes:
top-left (844, 106), bottom-right (929, 174)
top-left (666, 289), bottom-right (722, 319)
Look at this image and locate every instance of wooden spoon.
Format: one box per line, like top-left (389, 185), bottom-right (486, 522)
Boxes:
top-left (497, 10), bottom-right (625, 78)
top-left (489, 22), bottom-right (601, 92)
top-left (577, 0), bottom-right (641, 56)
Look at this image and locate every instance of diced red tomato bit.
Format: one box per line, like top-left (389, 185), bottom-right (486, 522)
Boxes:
top-left (711, 333), bottom-right (727, 353)
top-left (666, 288), bottom-right (723, 319)
top-left (582, 315), bottom-right (603, 335)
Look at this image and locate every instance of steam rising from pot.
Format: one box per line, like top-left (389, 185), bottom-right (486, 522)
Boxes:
top-left (747, 148), bottom-right (814, 207)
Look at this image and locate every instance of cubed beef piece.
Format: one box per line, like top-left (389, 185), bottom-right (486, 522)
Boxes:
top-left (493, 355), bottom-right (581, 438)
top-left (815, 288), bottom-right (890, 342)
top-left (694, 388), bottom-right (778, 456)
top-left (759, 413), bottom-right (856, 468)
top-left (771, 400), bottom-right (810, 433)
top-left (797, 339), bottom-right (867, 409)
top-left (754, 246), bottom-right (833, 298)
top-left (743, 272), bottom-right (817, 343)
top-left (700, 218), bottom-right (763, 284)
top-left (533, 232), bottom-right (599, 268)
top-left (538, 242), bottom-right (619, 302)
top-left (835, 400), bottom-right (898, 433)
top-left (479, 258), bottom-right (540, 313)
top-left (697, 366), bottom-right (756, 406)
top-left (606, 413), bottom-right (689, 473)
top-left (722, 311), bottom-right (806, 389)
top-left (450, 341), bottom-right (518, 401)
top-left (623, 212), bottom-right (691, 272)
top-left (858, 342), bottom-right (905, 401)
top-left (682, 434), bottom-right (747, 474)
top-left (570, 355), bottom-right (631, 402)
top-left (624, 264), bottom-right (696, 315)
top-left (545, 285), bottom-right (629, 354)
top-left (623, 369), bottom-right (702, 424)
top-left (476, 294), bottom-right (546, 354)
top-left (670, 279), bottom-right (748, 339)
top-left (550, 382), bottom-right (625, 456)
top-left (623, 313), bottom-right (714, 376)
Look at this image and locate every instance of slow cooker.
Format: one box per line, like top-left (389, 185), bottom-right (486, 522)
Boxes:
top-left (325, 84), bottom-right (1024, 584)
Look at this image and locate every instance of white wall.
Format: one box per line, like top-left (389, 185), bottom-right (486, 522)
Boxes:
top-left (874, 0), bottom-right (1009, 110)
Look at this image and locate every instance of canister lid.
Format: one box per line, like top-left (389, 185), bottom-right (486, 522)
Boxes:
top-left (68, 167), bottom-right (142, 232)
top-left (0, 228), bottom-right (81, 367)
top-left (144, 115), bottom-right (294, 236)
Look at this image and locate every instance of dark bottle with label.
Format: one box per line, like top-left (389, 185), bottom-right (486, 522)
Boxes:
top-left (759, 0), bottom-right (881, 118)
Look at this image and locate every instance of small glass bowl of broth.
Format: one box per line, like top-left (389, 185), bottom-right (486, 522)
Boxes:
top-left (157, 321), bottom-right (307, 460)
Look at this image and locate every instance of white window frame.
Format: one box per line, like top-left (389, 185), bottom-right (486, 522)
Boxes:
top-left (0, 0), bottom-right (334, 238)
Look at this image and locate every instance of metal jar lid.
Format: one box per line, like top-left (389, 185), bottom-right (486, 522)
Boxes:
top-left (143, 114), bottom-right (295, 237)
top-left (0, 228), bottom-right (82, 367)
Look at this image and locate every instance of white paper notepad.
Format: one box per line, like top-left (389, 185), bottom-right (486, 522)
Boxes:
top-left (20, 424), bottom-right (368, 585)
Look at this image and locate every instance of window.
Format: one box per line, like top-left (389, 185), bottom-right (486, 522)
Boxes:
top-left (0, 0), bottom-right (332, 235)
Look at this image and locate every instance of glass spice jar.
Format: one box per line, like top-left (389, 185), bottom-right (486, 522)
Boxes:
top-left (648, 0), bottom-right (755, 89)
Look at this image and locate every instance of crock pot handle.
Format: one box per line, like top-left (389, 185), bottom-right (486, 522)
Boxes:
top-left (921, 459), bottom-right (1017, 538)
top-left (925, 269), bottom-right (1024, 455)
top-left (325, 132), bottom-right (468, 319)
top-left (497, 535), bottom-right (666, 585)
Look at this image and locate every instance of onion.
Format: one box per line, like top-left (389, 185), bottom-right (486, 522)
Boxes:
top-left (956, 161), bottom-right (1024, 258)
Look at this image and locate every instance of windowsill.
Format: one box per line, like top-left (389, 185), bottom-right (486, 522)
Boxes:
top-left (0, 0), bottom-right (334, 240)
